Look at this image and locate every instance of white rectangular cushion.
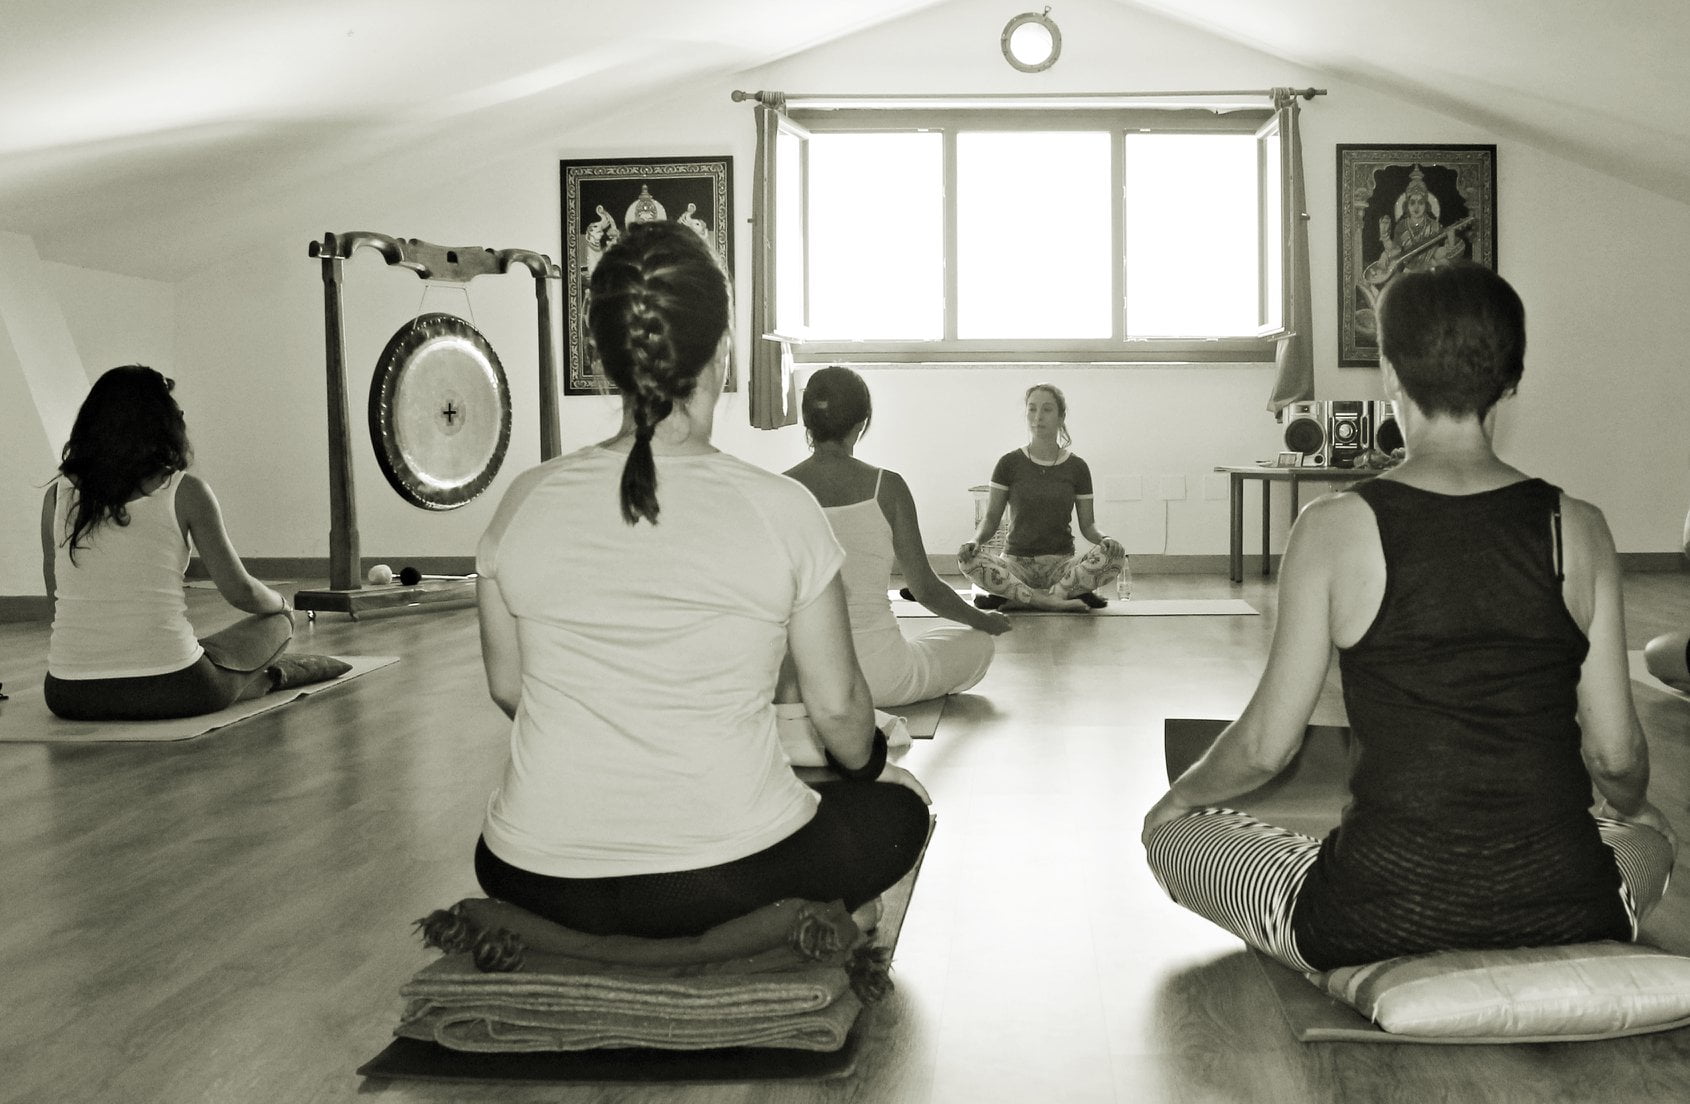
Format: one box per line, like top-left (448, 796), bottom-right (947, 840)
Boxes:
top-left (1313, 941), bottom-right (1690, 1042)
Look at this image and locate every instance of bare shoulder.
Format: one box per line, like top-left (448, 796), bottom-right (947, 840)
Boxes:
top-left (1555, 492), bottom-right (1617, 571)
top-left (1284, 488), bottom-right (1379, 579)
top-left (174, 472), bottom-right (221, 515)
top-left (1556, 492), bottom-right (1611, 540)
top-left (1293, 487), bottom-right (1374, 539)
top-left (877, 466), bottom-right (913, 502)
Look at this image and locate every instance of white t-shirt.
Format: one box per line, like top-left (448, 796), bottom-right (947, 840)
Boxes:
top-left (476, 445), bottom-right (845, 878)
top-left (48, 472), bottom-right (205, 679)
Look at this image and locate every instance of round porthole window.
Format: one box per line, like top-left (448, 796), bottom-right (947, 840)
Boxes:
top-left (1002, 8), bottom-right (1061, 73)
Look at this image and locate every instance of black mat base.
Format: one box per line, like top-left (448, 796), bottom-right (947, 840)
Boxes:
top-left (356, 1022), bottom-right (865, 1084)
top-left (358, 815), bottom-right (934, 1084)
top-left (1165, 718), bottom-right (1352, 837)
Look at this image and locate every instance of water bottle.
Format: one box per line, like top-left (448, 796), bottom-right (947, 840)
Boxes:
top-left (1115, 556), bottom-right (1133, 601)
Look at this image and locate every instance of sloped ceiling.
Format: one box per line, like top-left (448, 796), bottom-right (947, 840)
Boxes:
top-left (3, 0), bottom-right (1686, 280)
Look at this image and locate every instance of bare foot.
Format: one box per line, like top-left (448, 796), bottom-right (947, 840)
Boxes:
top-left (851, 897), bottom-right (883, 934)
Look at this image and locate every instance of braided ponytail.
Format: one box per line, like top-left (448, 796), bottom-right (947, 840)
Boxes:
top-left (588, 220), bottom-right (730, 525)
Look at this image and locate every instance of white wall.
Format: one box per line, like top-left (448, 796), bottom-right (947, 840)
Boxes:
top-left (6, 0), bottom-right (1688, 596)
top-left (0, 235), bottom-right (99, 595)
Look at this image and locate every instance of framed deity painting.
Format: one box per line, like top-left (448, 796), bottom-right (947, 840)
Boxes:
top-left (1337, 144), bottom-right (1497, 366)
top-left (560, 156), bottom-right (735, 394)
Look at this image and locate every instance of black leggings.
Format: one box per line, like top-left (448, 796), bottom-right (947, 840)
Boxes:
top-left (475, 780), bottom-right (931, 938)
top-left (44, 611), bottom-right (291, 721)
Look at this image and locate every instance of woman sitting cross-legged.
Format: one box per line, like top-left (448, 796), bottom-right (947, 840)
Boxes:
top-left (783, 366), bottom-right (1009, 709)
top-left (472, 220), bottom-right (931, 939)
top-left (959, 383), bottom-right (1126, 612)
top-left (1142, 263), bottom-right (1677, 972)
top-left (41, 365), bottom-right (345, 722)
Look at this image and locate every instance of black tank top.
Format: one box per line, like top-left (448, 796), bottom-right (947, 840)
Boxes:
top-left (1291, 477), bottom-right (1627, 970)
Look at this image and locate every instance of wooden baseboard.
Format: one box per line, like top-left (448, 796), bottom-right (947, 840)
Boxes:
top-left (0, 596), bottom-right (52, 623)
top-left (8, 552), bottom-right (1681, 625)
top-left (184, 556), bottom-right (478, 582)
top-left (1619, 552), bottom-right (1690, 573)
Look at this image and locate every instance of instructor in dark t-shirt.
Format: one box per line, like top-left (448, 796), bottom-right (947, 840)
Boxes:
top-left (958, 383), bottom-right (1127, 612)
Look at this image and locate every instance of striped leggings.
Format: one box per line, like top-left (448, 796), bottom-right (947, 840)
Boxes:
top-left (1144, 808), bottom-right (1675, 972)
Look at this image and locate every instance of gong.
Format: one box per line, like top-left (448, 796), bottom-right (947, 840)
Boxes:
top-left (368, 312), bottom-right (512, 510)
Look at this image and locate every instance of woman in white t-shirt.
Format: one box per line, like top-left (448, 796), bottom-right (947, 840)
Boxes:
top-left (40, 366), bottom-right (345, 721)
top-left (473, 220), bottom-right (931, 938)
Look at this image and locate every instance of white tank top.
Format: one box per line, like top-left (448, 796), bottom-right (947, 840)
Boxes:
top-left (48, 472), bottom-right (204, 679)
top-left (821, 470), bottom-right (901, 641)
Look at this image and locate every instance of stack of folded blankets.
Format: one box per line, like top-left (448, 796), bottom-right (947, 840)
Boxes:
top-left (396, 896), bottom-right (888, 1054)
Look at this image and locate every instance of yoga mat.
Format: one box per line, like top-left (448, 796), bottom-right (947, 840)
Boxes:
top-left (1164, 718), bottom-right (1351, 837)
top-left (898, 695), bottom-right (945, 739)
top-left (357, 815), bottom-right (936, 1085)
top-left (0, 656), bottom-right (398, 743)
top-left (889, 590), bottom-right (1257, 618)
top-left (356, 1031), bottom-right (863, 1084)
top-left (1630, 650), bottom-right (1690, 702)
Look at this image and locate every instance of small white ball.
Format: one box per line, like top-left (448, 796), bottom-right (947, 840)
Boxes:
top-left (367, 563), bottom-right (394, 586)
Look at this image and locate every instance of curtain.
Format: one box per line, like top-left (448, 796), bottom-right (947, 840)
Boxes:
top-left (1266, 90), bottom-right (1314, 413)
top-left (748, 97), bottom-right (797, 430)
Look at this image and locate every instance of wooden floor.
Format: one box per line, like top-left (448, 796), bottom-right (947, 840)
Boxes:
top-left (2, 569), bottom-right (1688, 1104)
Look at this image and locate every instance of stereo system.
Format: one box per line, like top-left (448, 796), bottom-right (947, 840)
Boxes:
top-left (1280, 400), bottom-right (1401, 468)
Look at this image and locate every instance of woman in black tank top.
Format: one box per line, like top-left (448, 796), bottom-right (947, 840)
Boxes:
top-left (1140, 264), bottom-right (1677, 970)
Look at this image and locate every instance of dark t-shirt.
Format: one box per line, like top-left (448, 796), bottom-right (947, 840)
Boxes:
top-left (989, 449), bottom-right (1094, 557)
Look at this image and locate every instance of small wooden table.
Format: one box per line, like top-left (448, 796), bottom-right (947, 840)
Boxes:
top-left (1216, 465), bottom-right (1373, 583)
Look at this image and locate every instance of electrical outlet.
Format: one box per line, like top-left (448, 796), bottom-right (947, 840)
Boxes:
top-left (1102, 475), bottom-right (1142, 501)
top-left (1155, 475), bottom-right (1187, 501)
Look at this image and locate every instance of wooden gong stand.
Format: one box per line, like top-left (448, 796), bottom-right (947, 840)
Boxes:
top-left (293, 231), bottom-right (562, 618)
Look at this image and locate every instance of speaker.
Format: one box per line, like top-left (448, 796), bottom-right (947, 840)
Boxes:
top-left (1280, 401), bottom-right (1330, 466)
top-left (1370, 399), bottom-right (1403, 454)
top-left (1280, 400), bottom-right (1372, 468)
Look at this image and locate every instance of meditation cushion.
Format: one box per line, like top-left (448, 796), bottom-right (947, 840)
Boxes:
top-left (1644, 631), bottom-right (1690, 689)
top-left (1311, 941), bottom-right (1690, 1042)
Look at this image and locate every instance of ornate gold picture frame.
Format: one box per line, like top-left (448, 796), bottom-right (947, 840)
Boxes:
top-left (1337, 144), bottom-right (1496, 366)
top-left (560, 156), bottom-right (734, 394)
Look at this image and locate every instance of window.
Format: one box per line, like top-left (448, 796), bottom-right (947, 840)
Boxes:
top-left (772, 106), bottom-right (1283, 363)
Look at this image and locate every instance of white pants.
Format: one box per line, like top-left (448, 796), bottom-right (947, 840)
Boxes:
top-left (855, 622), bottom-right (995, 708)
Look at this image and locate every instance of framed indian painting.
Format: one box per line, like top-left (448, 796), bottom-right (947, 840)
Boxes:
top-left (560, 156), bottom-right (734, 394)
top-left (1337, 144), bottom-right (1497, 366)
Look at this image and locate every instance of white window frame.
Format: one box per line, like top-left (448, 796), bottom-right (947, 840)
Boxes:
top-left (776, 105), bottom-right (1282, 365)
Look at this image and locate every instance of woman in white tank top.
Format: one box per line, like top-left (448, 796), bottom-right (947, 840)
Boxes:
top-left (41, 366), bottom-right (346, 720)
top-left (784, 367), bottom-right (1009, 708)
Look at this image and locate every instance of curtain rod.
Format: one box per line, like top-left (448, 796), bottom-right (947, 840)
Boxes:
top-left (731, 88), bottom-right (1324, 109)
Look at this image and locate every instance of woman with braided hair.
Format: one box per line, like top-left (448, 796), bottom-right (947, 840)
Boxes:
top-left (472, 219), bottom-right (930, 938)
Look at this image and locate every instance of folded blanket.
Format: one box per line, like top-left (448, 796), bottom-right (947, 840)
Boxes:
top-left (399, 896), bottom-right (881, 1054)
top-left (395, 952), bottom-right (861, 1052)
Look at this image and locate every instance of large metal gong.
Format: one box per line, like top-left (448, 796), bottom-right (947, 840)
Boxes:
top-left (368, 312), bottom-right (512, 510)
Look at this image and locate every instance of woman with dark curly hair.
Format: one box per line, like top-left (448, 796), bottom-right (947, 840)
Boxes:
top-left (41, 365), bottom-right (344, 721)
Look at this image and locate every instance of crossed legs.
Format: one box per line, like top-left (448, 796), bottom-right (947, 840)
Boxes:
top-left (1144, 807), bottom-right (1675, 973)
top-left (959, 544), bottom-right (1125, 609)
